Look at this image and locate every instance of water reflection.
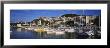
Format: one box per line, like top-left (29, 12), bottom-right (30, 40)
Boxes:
top-left (17, 28), bottom-right (22, 32)
top-left (10, 27), bottom-right (101, 39)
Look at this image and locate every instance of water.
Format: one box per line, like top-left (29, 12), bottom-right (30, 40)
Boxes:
top-left (10, 27), bottom-right (77, 39)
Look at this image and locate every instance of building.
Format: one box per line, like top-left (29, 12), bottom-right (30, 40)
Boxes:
top-left (86, 16), bottom-right (97, 24)
top-left (17, 24), bottom-right (22, 27)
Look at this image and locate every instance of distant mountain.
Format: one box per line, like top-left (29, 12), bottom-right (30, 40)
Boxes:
top-left (61, 14), bottom-right (80, 17)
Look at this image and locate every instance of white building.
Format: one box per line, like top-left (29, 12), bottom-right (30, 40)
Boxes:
top-left (17, 24), bottom-right (22, 27)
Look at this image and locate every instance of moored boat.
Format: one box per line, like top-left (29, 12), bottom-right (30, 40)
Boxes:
top-left (55, 30), bottom-right (65, 35)
top-left (34, 27), bottom-right (46, 32)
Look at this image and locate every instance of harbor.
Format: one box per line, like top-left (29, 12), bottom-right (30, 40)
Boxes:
top-left (10, 27), bottom-right (75, 39)
top-left (10, 23), bottom-right (101, 39)
top-left (10, 10), bottom-right (101, 39)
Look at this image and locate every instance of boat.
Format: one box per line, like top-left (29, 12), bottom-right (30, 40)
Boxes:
top-left (34, 27), bottom-right (46, 32)
top-left (64, 28), bottom-right (75, 33)
top-left (27, 27), bottom-right (34, 30)
top-left (55, 30), bottom-right (65, 35)
top-left (85, 31), bottom-right (94, 36)
top-left (46, 29), bottom-right (55, 34)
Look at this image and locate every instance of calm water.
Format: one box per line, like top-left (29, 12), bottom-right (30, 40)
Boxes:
top-left (10, 28), bottom-right (91, 39)
top-left (10, 27), bottom-right (90, 39)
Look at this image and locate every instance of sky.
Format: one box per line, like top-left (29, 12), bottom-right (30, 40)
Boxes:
top-left (10, 10), bottom-right (101, 23)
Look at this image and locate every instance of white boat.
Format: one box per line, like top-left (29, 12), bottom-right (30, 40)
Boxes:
top-left (27, 27), bottom-right (34, 30)
top-left (17, 28), bottom-right (22, 32)
top-left (46, 29), bottom-right (55, 34)
top-left (86, 31), bottom-right (94, 36)
top-left (55, 30), bottom-right (65, 35)
top-left (47, 31), bottom-right (55, 34)
top-left (65, 28), bottom-right (75, 33)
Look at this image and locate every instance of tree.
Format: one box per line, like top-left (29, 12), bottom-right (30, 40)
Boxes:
top-left (65, 21), bottom-right (74, 27)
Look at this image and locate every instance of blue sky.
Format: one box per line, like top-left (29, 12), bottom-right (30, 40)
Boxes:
top-left (10, 10), bottom-right (101, 23)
